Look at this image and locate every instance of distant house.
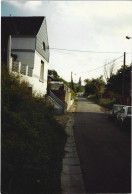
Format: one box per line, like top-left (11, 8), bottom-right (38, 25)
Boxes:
top-left (1, 16), bottom-right (49, 96)
top-left (48, 76), bottom-right (74, 114)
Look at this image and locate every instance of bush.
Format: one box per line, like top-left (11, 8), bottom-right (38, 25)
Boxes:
top-left (99, 98), bottom-right (116, 109)
top-left (88, 94), bottom-right (98, 103)
top-left (70, 89), bottom-right (76, 100)
top-left (1, 67), bottom-right (67, 194)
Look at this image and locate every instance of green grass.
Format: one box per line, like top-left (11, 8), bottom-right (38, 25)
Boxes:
top-left (88, 94), bottom-right (116, 110)
top-left (1, 66), bottom-right (67, 194)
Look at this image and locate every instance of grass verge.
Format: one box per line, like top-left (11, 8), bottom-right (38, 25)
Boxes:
top-left (88, 94), bottom-right (116, 110)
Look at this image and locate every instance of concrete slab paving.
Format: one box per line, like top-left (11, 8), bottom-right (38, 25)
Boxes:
top-left (64, 146), bottom-right (77, 153)
top-left (61, 105), bottom-right (86, 194)
top-left (64, 151), bottom-right (79, 158)
top-left (63, 157), bottom-right (80, 166)
top-left (62, 165), bottom-right (82, 175)
top-left (61, 174), bottom-right (85, 194)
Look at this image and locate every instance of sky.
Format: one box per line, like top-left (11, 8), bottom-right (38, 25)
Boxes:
top-left (1, 0), bottom-right (132, 84)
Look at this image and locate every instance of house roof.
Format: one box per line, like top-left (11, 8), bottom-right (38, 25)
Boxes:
top-left (1, 16), bottom-right (45, 36)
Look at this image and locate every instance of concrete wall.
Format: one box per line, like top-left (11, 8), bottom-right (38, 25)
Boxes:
top-left (51, 90), bottom-right (66, 103)
top-left (64, 86), bottom-right (73, 110)
top-left (36, 18), bottom-right (49, 62)
top-left (50, 81), bottom-right (74, 111)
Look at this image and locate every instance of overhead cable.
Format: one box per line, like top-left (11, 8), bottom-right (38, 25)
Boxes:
top-left (49, 47), bottom-right (127, 54)
top-left (77, 55), bottom-right (124, 74)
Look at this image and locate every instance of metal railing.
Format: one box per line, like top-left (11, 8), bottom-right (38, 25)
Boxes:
top-left (28, 68), bottom-right (33, 77)
top-left (12, 62), bottom-right (33, 77)
top-left (49, 91), bottom-right (65, 113)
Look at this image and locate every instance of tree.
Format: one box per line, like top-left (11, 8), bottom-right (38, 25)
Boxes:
top-left (106, 64), bottom-right (131, 97)
top-left (84, 76), bottom-right (105, 97)
top-left (76, 84), bottom-right (84, 93)
top-left (104, 60), bottom-right (115, 82)
top-left (48, 69), bottom-right (76, 99)
top-left (48, 69), bottom-right (59, 79)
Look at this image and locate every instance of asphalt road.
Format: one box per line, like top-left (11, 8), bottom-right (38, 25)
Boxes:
top-left (74, 96), bottom-right (131, 193)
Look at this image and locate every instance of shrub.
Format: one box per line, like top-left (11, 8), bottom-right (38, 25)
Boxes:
top-left (1, 66), bottom-right (67, 194)
top-left (88, 94), bottom-right (98, 103)
top-left (70, 89), bottom-right (76, 100)
top-left (99, 98), bottom-right (116, 109)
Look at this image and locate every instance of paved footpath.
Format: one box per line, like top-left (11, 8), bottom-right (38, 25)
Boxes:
top-left (74, 96), bottom-right (131, 193)
top-left (61, 105), bottom-right (86, 194)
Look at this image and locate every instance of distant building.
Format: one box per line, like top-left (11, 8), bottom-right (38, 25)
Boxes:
top-left (47, 76), bottom-right (74, 114)
top-left (1, 16), bottom-right (49, 96)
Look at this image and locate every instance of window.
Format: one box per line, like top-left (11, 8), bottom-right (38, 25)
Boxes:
top-left (40, 60), bottom-right (44, 82)
top-left (42, 42), bottom-right (45, 51)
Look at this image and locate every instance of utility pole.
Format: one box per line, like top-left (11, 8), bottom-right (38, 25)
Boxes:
top-left (122, 52), bottom-right (126, 104)
top-left (79, 77), bottom-right (81, 85)
top-left (71, 72), bottom-right (73, 90)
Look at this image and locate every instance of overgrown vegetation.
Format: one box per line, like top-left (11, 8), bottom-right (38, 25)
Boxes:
top-left (106, 65), bottom-right (131, 97)
top-left (88, 94), bottom-right (99, 104)
top-left (1, 66), bottom-right (67, 194)
top-left (84, 76), bottom-right (105, 98)
top-left (86, 64), bottom-right (131, 109)
top-left (99, 98), bottom-right (116, 109)
top-left (88, 95), bottom-right (116, 109)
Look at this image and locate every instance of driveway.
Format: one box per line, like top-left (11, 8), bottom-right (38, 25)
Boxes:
top-left (74, 96), bottom-right (131, 193)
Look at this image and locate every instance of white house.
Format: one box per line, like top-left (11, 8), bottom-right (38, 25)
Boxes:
top-left (1, 16), bottom-right (49, 96)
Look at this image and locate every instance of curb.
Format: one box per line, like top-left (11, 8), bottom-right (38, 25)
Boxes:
top-left (61, 106), bottom-right (86, 194)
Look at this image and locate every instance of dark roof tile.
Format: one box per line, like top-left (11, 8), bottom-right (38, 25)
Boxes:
top-left (1, 16), bottom-right (45, 36)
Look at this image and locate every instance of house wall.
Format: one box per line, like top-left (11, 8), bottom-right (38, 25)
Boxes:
top-left (11, 36), bottom-right (36, 50)
top-left (10, 37), bottom-right (48, 96)
top-left (11, 52), bottom-right (35, 68)
top-left (36, 18), bottom-right (49, 62)
top-left (32, 51), bottom-right (48, 95)
top-left (11, 36), bottom-right (36, 68)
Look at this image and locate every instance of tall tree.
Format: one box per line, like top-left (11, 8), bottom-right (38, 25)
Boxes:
top-left (84, 76), bottom-right (105, 97)
top-left (48, 69), bottom-right (59, 79)
top-left (106, 64), bottom-right (131, 97)
top-left (104, 60), bottom-right (115, 82)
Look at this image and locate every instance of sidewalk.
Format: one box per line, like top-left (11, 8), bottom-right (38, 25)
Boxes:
top-left (61, 105), bottom-right (86, 194)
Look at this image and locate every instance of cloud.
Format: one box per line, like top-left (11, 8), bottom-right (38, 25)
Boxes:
top-left (55, 1), bottom-right (132, 38)
top-left (2, 1), bottom-right (132, 82)
top-left (5, 0), bottom-right (42, 11)
top-left (56, 1), bottom-right (132, 20)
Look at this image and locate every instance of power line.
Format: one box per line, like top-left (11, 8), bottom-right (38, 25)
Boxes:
top-left (51, 49), bottom-right (78, 56)
top-left (49, 47), bottom-right (126, 54)
top-left (76, 55), bottom-right (124, 75)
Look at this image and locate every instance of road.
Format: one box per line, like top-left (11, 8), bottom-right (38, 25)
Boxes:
top-left (74, 96), bottom-right (131, 193)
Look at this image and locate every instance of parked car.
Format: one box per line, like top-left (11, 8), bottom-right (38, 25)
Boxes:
top-left (116, 106), bottom-right (131, 128)
top-left (109, 104), bottom-right (125, 121)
